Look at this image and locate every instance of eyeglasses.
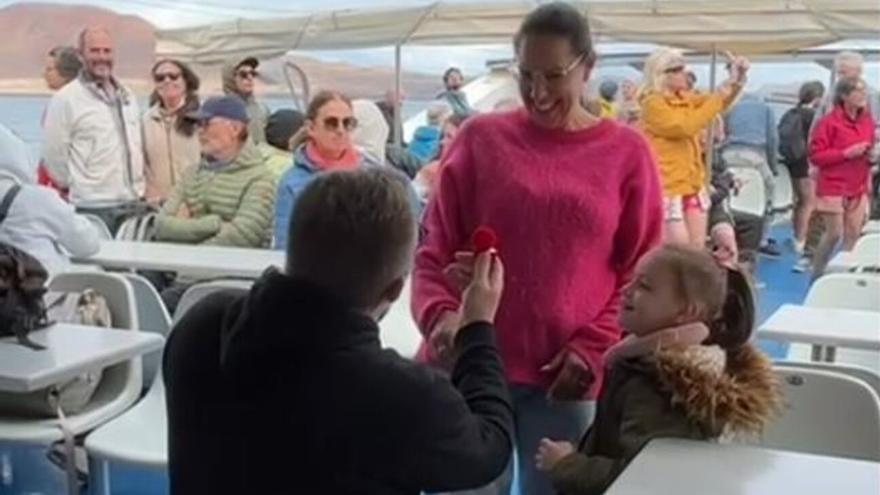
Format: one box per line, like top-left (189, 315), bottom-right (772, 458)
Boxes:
top-left (664, 65), bottom-right (686, 74)
top-left (236, 69), bottom-right (259, 80)
top-left (514, 53), bottom-right (586, 88)
top-left (322, 116), bottom-right (358, 132)
top-left (153, 72), bottom-right (182, 83)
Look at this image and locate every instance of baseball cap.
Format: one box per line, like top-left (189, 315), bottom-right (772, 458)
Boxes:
top-left (266, 109), bottom-right (305, 150)
top-left (236, 56), bottom-right (259, 70)
top-left (188, 96), bottom-right (250, 124)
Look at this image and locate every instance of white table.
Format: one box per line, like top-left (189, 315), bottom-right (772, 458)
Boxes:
top-left (606, 439), bottom-right (880, 495)
top-left (759, 304), bottom-right (880, 362)
top-left (0, 324), bottom-right (164, 393)
top-left (76, 240), bottom-right (285, 279)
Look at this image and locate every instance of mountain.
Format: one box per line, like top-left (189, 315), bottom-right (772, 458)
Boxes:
top-left (0, 2), bottom-right (441, 99)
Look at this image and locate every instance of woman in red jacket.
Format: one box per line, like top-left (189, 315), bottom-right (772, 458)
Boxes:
top-left (810, 77), bottom-right (876, 277)
top-left (411, 4), bottom-right (663, 494)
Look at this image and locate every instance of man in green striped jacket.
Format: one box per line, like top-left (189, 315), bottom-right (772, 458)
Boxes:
top-left (155, 96), bottom-right (275, 248)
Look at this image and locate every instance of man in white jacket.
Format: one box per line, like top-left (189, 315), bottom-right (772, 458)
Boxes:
top-left (0, 124), bottom-right (100, 277)
top-left (42, 26), bottom-right (145, 234)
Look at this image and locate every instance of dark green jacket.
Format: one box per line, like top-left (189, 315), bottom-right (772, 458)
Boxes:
top-left (550, 344), bottom-right (780, 495)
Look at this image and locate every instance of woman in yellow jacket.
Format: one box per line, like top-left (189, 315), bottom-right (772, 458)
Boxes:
top-left (640, 48), bottom-right (748, 246)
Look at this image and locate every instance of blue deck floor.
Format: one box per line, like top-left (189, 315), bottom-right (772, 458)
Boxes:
top-left (0, 223), bottom-right (828, 495)
top-left (755, 223), bottom-right (813, 359)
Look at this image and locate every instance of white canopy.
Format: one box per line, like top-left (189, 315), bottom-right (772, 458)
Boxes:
top-left (156, 0), bottom-right (880, 64)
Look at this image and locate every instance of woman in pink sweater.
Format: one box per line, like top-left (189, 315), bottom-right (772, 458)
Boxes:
top-left (411, 4), bottom-right (663, 494)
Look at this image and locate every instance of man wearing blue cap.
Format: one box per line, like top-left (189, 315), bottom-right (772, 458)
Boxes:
top-left (154, 96), bottom-right (275, 250)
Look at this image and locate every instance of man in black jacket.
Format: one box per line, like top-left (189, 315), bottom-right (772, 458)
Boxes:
top-left (163, 168), bottom-right (513, 494)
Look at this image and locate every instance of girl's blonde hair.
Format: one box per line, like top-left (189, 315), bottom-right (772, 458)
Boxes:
top-left (640, 47), bottom-right (686, 97)
top-left (649, 245), bottom-right (756, 359)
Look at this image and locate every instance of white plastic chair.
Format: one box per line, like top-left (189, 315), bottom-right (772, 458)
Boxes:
top-left (775, 361), bottom-right (880, 398)
top-left (120, 273), bottom-right (172, 388)
top-left (81, 213), bottom-right (113, 241)
top-left (729, 167), bottom-right (768, 217)
top-left (805, 273), bottom-right (880, 312)
top-left (84, 282), bottom-right (252, 495)
top-left (771, 163), bottom-right (793, 214)
top-left (0, 272), bottom-right (143, 443)
top-left (850, 234), bottom-right (880, 273)
top-left (172, 279), bottom-right (254, 324)
top-left (85, 373), bottom-right (168, 495)
top-left (115, 213), bottom-right (157, 242)
top-left (763, 366), bottom-right (880, 461)
top-left (803, 273), bottom-right (880, 361)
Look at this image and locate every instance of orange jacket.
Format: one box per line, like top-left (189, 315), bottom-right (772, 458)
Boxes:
top-left (641, 90), bottom-right (732, 196)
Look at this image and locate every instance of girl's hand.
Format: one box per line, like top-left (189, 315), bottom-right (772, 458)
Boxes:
top-left (536, 439), bottom-right (575, 472)
top-left (541, 349), bottom-right (594, 401)
top-left (711, 223), bottom-right (739, 269)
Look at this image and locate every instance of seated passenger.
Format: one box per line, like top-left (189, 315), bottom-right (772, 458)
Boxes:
top-left (155, 96), bottom-right (275, 248)
top-left (273, 91), bottom-right (382, 250)
top-left (0, 123), bottom-right (99, 277)
top-left (259, 109), bottom-right (304, 182)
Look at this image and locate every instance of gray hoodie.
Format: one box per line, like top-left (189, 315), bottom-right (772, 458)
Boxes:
top-left (222, 60), bottom-right (270, 144)
top-left (0, 124), bottom-right (99, 276)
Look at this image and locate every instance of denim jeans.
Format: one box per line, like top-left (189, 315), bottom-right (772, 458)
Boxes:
top-left (437, 385), bottom-right (596, 495)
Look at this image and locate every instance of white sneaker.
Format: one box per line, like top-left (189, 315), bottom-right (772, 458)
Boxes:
top-left (792, 256), bottom-right (811, 273)
top-left (793, 239), bottom-right (805, 255)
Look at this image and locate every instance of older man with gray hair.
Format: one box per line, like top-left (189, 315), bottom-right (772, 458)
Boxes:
top-left (155, 96), bottom-right (275, 249)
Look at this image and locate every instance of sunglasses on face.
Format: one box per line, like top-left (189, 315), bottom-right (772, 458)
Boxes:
top-left (154, 72), bottom-right (182, 83)
top-left (322, 116), bottom-right (358, 132)
top-left (236, 69), bottom-right (258, 79)
top-left (664, 65), bottom-right (686, 74)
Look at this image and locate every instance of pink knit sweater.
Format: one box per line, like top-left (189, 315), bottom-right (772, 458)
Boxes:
top-left (412, 110), bottom-right (664, 398)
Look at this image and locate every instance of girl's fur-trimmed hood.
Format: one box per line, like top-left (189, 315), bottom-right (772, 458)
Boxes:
top-left (654, 343), bottom-right (782, 438)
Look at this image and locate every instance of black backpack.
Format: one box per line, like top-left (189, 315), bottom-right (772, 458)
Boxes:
top-left (778, 106), bottom-right (813, 164)
top-left (0, 184), bottom-right (51, 350)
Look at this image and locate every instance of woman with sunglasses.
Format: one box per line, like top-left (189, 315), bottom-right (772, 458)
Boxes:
top-left (142, 59), bottom-right (201, 204)
top-left (273, 90), bottom-right (382, 250)
top-left (412, 4), bottom-right (664, 494)
top-left (640, 48), bottom-right (749, 247)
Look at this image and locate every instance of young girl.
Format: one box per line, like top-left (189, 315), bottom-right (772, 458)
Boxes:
top-left (535, 244), bottom-right (781, 495)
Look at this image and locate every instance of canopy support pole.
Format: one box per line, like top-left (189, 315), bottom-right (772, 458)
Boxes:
top-left (705, 46), bottom-right (718, 180)
top-left (393, 44), bottom-right (403, 146)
